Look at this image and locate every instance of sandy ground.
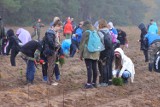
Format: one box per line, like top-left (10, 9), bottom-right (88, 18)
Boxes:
top-left (1, 26), bottom-right (160, 107)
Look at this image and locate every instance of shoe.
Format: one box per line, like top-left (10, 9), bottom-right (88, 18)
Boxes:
top-left (84, 83), bottom-right (94, 89)
top-left (100, 83), bottom-right (108, 87)
top-left (92, 83), bottom-right (97, 88)
top-left (108, 80), bottom-right (112, 86)
top-left (51, 82), bottom-right (58, 86)
top-left (123, 78), bottom-right (128, 84)
top-left (43, 76), bottom-right (48, 82)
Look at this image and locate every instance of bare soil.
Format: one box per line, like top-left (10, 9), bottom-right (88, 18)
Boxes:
top-left (1, 26), bottom-right (160, 107)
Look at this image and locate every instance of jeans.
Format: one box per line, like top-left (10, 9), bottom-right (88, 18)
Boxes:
top-left (122, 70), bottom-right (131, 79)
top-left (85, 59), bottom-right (98, 84)
top-left (54, 64), bottom-right (60, 80)
top-left (98, 61), bottom-right (109, 83)
top-left (26, 60), bottom-right (36, 83)
top-left (113, 70), bottom-right (131, 79)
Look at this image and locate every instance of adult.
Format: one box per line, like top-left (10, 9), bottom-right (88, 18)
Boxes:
top-left (112, 48), bottom-right (135, 83)
top-left (79, 21), bottom-right (100, 89)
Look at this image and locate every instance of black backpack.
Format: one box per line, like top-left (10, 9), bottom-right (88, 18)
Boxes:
top-left (153, 51), bottom-right (160, 72)
top-left (100, 31), bottom-right (113, 50)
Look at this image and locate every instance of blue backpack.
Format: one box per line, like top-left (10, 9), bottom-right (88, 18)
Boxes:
top-left (86, 30), bottom-right (105, 52)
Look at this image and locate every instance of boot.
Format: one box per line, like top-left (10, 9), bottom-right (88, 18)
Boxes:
top-left (148, 63), bottom-right (153, 72)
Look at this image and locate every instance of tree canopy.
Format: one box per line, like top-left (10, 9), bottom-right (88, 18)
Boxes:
top-left (0, 0), bottom-right (148, 26)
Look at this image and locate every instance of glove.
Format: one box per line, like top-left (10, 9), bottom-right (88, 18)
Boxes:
top-left (39, 59), bottom-right (45, 64)
top-left (125, 43), bottom-right (128, 48)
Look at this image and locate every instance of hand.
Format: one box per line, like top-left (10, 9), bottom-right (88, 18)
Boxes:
top-left (125, 43), bottom-right (128, 48)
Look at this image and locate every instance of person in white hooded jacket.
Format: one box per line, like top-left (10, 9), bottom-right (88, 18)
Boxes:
top-left (112, 48), bottom-right (135, 83)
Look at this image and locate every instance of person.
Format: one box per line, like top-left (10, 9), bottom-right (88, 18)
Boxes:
top-left (144, 33), bottom-right (160, 71)
top-left (147, 19), bottom-right (154, 30)
top-left (41, 21), bottom-right (64, 85)
top-left (70, 21), bottom-right (83, 57)
top-left (0, 16), bottom-right (5, 55)
top-left (16, 28), bottom-right (32, 46)
top-left (50, 16), bottom-right (60, 27)
top-left (148, 21), bottom-right (158, 34)
top-left (20, 40), bottom-right (42, 84)
top-left (42, 20), bottom-right (62, 85)
top-left (61, 38), bottom-right (71, 57)
top-left (79, 21), bottom-right (100, 89)
top-left (6, 29), bottom-right (21, 66)
top-left (107, 22), bottom-right (119, 49)
top-left (112, 48), bottom-right (135, 83)
top-left (63, 18), bottom-right (73, 39)
top-left (97, 19), bottom-right (114, 86)
top-left (117, 29), bottom-right (128, 49)
top-left (31, 18), bottom-right (44, 41)
top-left (138, 23), bottom-right (148, 62)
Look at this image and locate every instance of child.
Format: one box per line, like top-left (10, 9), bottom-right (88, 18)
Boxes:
top-left (112, 48), bottom-right (135, 83)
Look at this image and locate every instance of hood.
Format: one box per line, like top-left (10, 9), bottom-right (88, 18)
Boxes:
top-left (46, 28), bottom-right (56, 35)
top-left (16, 28), bottom-right (24, 35)
top-left (152, 22), bottom-right (157, 26)
top-left (67, 19), bottom-right (71, 24)
top-left (114, 48), bottom-right (125, 59)
top-left (99, 28), bottom-right (109, 33)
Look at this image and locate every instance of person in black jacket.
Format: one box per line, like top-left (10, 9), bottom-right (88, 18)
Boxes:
top-left (138, 23), bottom-right (148, 62)
top-left (6, 29), bottom-right (21, 66)
top-left (117, 29), bottom-right (128, 49)
top-left (20, 40), bottom-right (42, 84)
top-left (42, 20), bottom-right (62, 85)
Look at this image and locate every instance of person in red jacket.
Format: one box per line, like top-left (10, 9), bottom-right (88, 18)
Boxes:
top-left (63, 19), bottom-right (73, 39)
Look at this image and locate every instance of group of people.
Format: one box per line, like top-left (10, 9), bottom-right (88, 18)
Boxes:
top-left (0, 15), bottom-right (136, 88)
top-left (138, 19), bottom-right (160, 72)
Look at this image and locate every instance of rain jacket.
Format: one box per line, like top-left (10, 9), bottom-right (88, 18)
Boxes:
top-left (148, 22), bottom-right (158, 34)
top-left (16, 28), bottom-right (32, 45)
top-left (113, 48), bottom-right (135, 83)
top-left (63, 19), bottom-right (73, 34)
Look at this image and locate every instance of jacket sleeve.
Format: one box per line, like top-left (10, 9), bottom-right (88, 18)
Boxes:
top-left (46, 33), bottom-right (55, 50)
top-left (79, 32), bottom-right (88, 57)
top-left (6, 37), bottom-right (13, 55)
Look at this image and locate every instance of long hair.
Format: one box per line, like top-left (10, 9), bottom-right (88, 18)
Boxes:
top-left (115, 55), bottom-right (122, 70)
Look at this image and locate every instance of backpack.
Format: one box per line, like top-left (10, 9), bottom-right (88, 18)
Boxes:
top-left (153, 51), bottom-right (160, 73)
top-left (100, 31), bottom-right (113, 50)
top-left (86, 30), bottom-right (105, 52)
